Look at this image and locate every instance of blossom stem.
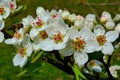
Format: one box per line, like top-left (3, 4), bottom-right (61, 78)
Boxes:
top-left (42, 55), bottom-right (74, 75)
top-left (99, 58), bottom-right (116, 80)
top-left (1, 29), bottom-right (12, 38)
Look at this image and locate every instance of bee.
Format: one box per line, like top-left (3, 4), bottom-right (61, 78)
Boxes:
top-left (8, 23), bottom-right (23, 31)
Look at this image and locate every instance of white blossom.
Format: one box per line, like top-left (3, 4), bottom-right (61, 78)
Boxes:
top-left (5, 28), bottom-right (24, 44)
top-left (59, 27), bottom-right (98, 67)
top-left (94, 25), bottom-right (119, 55)
top-left (13, 35), bottom-right (33, 67)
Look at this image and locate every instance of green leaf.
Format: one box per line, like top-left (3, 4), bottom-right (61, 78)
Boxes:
top-left (72, 64), bottom-right (87, 80)
top-left (31, 51), bottom-right (44, 63)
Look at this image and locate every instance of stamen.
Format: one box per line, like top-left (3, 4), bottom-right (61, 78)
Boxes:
top-left (72, 38), bottom-right (85, 50)
top-left (97, 35), bottom-right (106, 46)
top-left (53, 32), bottom-right (64, 43)
top-left (0, 7), bottom-right (5, 15)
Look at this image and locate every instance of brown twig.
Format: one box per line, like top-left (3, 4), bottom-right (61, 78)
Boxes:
top-left (84, 2), bottom-right (120, 6)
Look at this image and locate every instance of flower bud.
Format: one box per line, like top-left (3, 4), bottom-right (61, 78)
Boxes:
top-left (62, 10), bottom-right (70, 19)
top-left (109, 65), bottom-right (120, 78)
top-left (68, 13), bottom-right (77, 22)
top-left (36, 6), bottom-right (45, 16)
top-left (113, 14), bottom-right (120, 22)
top-left (74, 20), bottom-right (84, 30)
top-left (105, 19), bottom-right (115, 30)
top-left (85, 14), bottom-right (96, 22)
top-left (77, 15), bottom-right (84, 21)
top-left (100, 11), bottom-right (111, 23)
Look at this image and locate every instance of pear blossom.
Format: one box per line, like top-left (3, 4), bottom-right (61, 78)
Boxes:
top-left (0, 16), bottom-right (4, 42)
top-left (49, 9), bottom-right (62, 20)
top-left (0, 0), bottom-right (10, 19)
top-left (109, 65), bottom-right (120, 78)
top-left (74, 15), bottom-right (84, 30)
top-left (94, 25), bottom-right (119, 55)
top-left (105, 19), bottom-right (115, 30)
top-left (46, 20), bottom-right (69, 50)
top-left (87, 60), bottom-right (103, 72)
top-left (59, 27), bottom-right (98, 67)
top-left (32, 20), bottom-right (69, 51)
top-left (21, 15), bottom-right (33, 33)
top-left (61, 10), bottom-right (70, 20)
top-left (13, 35), bottom-right (33, 67)
top-left (113, 14), bottom-right (120, 22)
top-left (5, 28), bottom-right (24, 44)
top-left (68, 13), bottom-right (77, 22)
top-left (30, 11), bottom-right (50, 39)
top-left (100, 11), bottom-right (111, 24)
top-left (36, 6), bottom-right (46, 17)
top-left (84, 14), bottom-right (96, 30)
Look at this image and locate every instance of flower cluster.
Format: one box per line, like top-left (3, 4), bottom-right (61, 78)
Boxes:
top-left (1, 1), bottom-right (120, 79)
top-left (0, 0), bottom-right (22, 42)
top-left (5, 6), bottom-right (119, 67)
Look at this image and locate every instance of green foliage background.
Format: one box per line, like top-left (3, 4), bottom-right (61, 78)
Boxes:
top-left (0, 0), bottom-right (120, 80)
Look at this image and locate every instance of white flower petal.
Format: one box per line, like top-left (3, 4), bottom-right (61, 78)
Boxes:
top-left (5, 38), bottom-right (16, 44)
top-left (85, 40), bottom-right (99, 53)
top-left (36, 7), bottom-right (45, 16)
top-left (105, 19), bottom-right (115, 30)
top-left (101, 11), bottom-right (111, 20)
top-left (33, 41), bottom-right (41, 50)
top-left (3, 7), bottom-right (10, 19)
top-left (102, 43), bottom-right (114, 55)
top-left (59, 42), bottom-right (75, 56)
top-left (22, 35), bottom-right (30, 47)
top-left (109, 65), bottom-right (120, 78)
top-left (94, 25), bottom-right (105, 36)
top-left (0, 19), bottom-right (4, 30)
top-left (12, 53), bottom-right (21, 66)
top-left (39, 38), bottom-right (53, 51)
top-left (0, 31), bottom-right (4, 42)
top-left (68, 27), bottom-right (79, 39)
top-left (79, 27), bottom-right (94, 40)
top-left (74, 51), bottom-right (88, 66)
top-left (53, 43), bottom-right (66, 50)
top-left (20, 56), bottom-right (28, 67)
top-left (26, 43), bottom-right (33, 56)
top-left (85, 14), bottom-right (96, 22)
top-left (93, 65), bottom-right (102, 72)
top-left (30, 28), bottom-right (39, 40)
top-left (105, 31), bottom-right (119, 42)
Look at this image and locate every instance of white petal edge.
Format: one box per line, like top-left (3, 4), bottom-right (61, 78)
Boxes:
top-left (0, 19), bottom-right (5, 30)
top-left (74, 51), bottom-right (88, 67)
top-left (105, 31), bottom-right (119, 42)
top-left (94, 25), bottom-right (105, 36)
top-left (0, 31), bottom-right (4, 42)
top-left (102, 43), bottom-right (114, 55)
top-left (59, 42), bottom-right (75, 56)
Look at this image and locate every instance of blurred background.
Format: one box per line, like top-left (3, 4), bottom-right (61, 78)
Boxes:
top-left (0, 0), bottom-right (120, 80)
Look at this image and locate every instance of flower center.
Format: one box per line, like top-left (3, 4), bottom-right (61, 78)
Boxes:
top-left (13, 32), bottom-right (22, 40)
top-left (72, 38), bottom-right (85, 51)
top-left (96, 35), bottom-right (106, 46)
top-left (51, 13), bottom-right (58, 19)
top-left (33, 17), bottom-right (44, 28)
top-left (39, 31), bottom-right (48, 40)
top-left (53, 32), bottom-right (64, 43)
top-left (0, 7), bottom-right (5, 15)
top-left (18, 48), bottom-right (26, 56)
top-left (89, 60), bottom-right (96, 67)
